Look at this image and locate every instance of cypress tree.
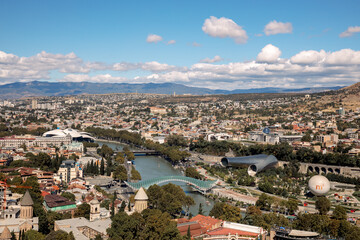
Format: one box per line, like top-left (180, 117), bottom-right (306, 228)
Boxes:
top-left (198, 203), bottom-right (203, 215)
top-left (90, 160), bottom-right (94, 174)
top-left (187, 226), bottom-right (191, 240)
top-left (120, 201), bottom-right (126, 212)
top-left (95, 161), bottom-right (99, 175)
top-left (100, 159), bottom-right (105, 175)
top-left (111, 191), bottom-right (117, 217)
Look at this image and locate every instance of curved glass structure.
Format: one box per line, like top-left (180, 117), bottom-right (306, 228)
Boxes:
top-left (221, 154), bottom-right (278, 176)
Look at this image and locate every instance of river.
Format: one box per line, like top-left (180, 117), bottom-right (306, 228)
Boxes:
top-left (97, 140), bottom-right (215, 216)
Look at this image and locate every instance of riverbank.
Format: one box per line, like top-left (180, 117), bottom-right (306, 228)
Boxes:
top-left (96, 139), bottom-right (217, 215)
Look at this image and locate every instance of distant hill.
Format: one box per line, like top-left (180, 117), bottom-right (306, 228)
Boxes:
top-left (320, 81), bottom-right (360, 109)
top-left (0, 81), bottom-right (344, 99)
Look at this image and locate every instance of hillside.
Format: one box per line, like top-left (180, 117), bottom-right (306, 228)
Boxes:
top-left (0, 81), bottom-right (344, 99)
top-left (318, 81), bottom-right (360, 110)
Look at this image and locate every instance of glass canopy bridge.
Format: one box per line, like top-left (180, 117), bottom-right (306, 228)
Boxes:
top-left (125, 176), bottom-right (217, 194)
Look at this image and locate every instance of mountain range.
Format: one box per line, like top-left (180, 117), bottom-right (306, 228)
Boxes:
top-left (0, 81), bottom-right (344, 99)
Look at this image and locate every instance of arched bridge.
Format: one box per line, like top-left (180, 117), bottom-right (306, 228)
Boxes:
top-left (125, 176), bottom-right (217, 194)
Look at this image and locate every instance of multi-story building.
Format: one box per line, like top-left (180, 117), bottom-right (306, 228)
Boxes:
top-left (0, 135), bottom-right (72, 149)
top-left (56, 160), bottom-right (83, 183)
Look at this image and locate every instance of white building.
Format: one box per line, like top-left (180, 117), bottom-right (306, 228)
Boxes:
top-left (55, 160), bottom-right (83, 183)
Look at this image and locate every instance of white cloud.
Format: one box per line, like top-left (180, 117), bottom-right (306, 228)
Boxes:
top-left (1, 48), bottom-right (360, 90)
top-left (192, 42), bottom-right (202, 47)
top-left (60, 74), bottom-right (127, 83)
top-left (200, 55), bottom-right (223, 63)
top-left (146, 34), bottom-right (163, 43)
top-left (256, 44), bottom-right (282, 63)
top-left (290, 50), bottom-right (327, 65)
top-left (113, 62), bottom-right (139, 71)
top-left (202, 16), bottom-right (248, 44)
top-left (339, 26), bottom-right (360, 38)
top-left (141, 61), bottom-right (177, 72)
top-left (264, 20), bottom-right (293, 36)
top-left (167, 40), bottom-right (176, 45)
top-left (325, 49), bottom-right (360, 65)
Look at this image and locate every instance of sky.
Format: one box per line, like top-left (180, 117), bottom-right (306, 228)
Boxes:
top-left (0, 0), bottom-right (359, 90)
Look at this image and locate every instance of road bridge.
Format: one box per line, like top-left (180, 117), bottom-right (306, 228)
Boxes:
top-left (114, 150), bottom-right (160, 156)
top-left (125, 176), bottom-right (217, 194)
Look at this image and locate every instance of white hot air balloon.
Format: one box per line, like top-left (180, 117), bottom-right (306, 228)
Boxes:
top-left (308, 175), bottom-right (330, 196)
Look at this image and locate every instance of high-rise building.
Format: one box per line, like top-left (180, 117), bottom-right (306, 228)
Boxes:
top-left (31, 99), bottom-right (37, 109)
top-left (57, 160), bottom-right (83, 183)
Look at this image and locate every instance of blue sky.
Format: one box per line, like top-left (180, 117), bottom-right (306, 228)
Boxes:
top-left (0, 0), bottom-right (359, 89)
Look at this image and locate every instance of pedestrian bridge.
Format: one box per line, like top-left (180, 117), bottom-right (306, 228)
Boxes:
top-left (125, 176), bottom-right (217, 194)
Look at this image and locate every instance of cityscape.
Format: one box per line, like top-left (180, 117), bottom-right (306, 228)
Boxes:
top-left (1, 1), bottom-right (360, 240)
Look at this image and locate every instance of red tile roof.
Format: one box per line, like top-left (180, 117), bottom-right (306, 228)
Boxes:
top-left (190, 215), bottom-right (222, 230)
top-left (207, 227), bottom-right (259, 237)
top-left (177, 222), bottom-right (207, 237)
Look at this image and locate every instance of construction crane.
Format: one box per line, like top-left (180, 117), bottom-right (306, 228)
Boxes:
top-left (0, 179), bottom-right (32, 210)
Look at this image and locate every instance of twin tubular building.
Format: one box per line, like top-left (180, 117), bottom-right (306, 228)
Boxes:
top-left (221, 154), bottom-right (278, 176)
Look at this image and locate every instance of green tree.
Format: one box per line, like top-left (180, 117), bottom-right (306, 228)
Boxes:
top-left (24, 230), bottom-right (45, 240)
top-left (315, 196), bottom-right (331, 215)
top-left (186, 226), bottom-right (191, 240)
top-left (44, 230), bottom-right (74, 240)
top-left (60, 192), bottom-right (75, 202)
top-left (146, 183), bottom-right (194, 217)
top-left (113, 165), bottom-right (127, 181)
top-left (332, 205), bottom-right (347, 220)
top-left (286, 198), bottom-right (299, 215)
top-left (255, 193), bottom-right (274, 211)
top-left (94, 234), bottom-right (103, 240)
top-left (46, 211), bottom-right (63, 231)
top-left (198, 203), bottom-right (203, 215)
top-left (100, 159), bottom-right (105, 175)
top-left (185, 167), bottom-right (203, 180)
top-left (75, 203), bottom-right (90, 219)
top-left (119, 201), bottom-right (126, 212)
top-left (111, 191), bottom-right (117, 218)
top-left (209, 202), bottom-right (242, 223)
top-left (131, 166), bottom-right (142, 180)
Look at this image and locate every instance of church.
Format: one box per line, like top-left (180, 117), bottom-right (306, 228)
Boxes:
top-left (0, 191), bottom-right (39, 240)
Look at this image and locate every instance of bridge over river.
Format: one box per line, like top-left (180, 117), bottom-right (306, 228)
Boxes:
top-left (114, 149), bottom-right (160, 156)
top-left (125, 175), bottom-right (217, 194)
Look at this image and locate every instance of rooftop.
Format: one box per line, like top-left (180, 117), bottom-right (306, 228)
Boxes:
top-left (44, 194), bottom-right (75, 208)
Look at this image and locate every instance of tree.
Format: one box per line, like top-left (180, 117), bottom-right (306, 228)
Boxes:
top-left (111, 191), bottom-right (117, 218)
top-left (119, 201), bottom-right (126, 212)
top-left (186, 226), bottom-right (191, 240)
top-left (256, 193), bottom-right (274, 211)
top-left (209, 202), bottom-right (242, 223)
top-left (315, 196), bottom-right (331, 215)
top-left (332, 205), bottom-right (347, 220)
top-left (185, 167), bottom-right (203, 180)
top-left (113, 165), bottom-right (127, 181)
top-left (166, 135), bottom-right (188, 148)
top-left (286, 198), bottom-right (299, 215)
top-left (75, 203), bottom-right (90, 219)
top-left (44, 230), bottom-right (75, 240)
top-left (198, 203), bottom-right (203, 215)
top-left (258, 181), bottom-right (275, 194)
top-left (24, 230), bottom-right (45, 240)
top-left (146, 183), bottom-right (194, 217)
top-left (131, 166), bottom-right (142, 180)
top-left (100, 159), bottom-right (105, 175)
top-left (60, 192), bottom-right (75, 202)
top-left (46, 211), bottom-right (63, 231)
top-left (94, 234), bottom-right (103, 240)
